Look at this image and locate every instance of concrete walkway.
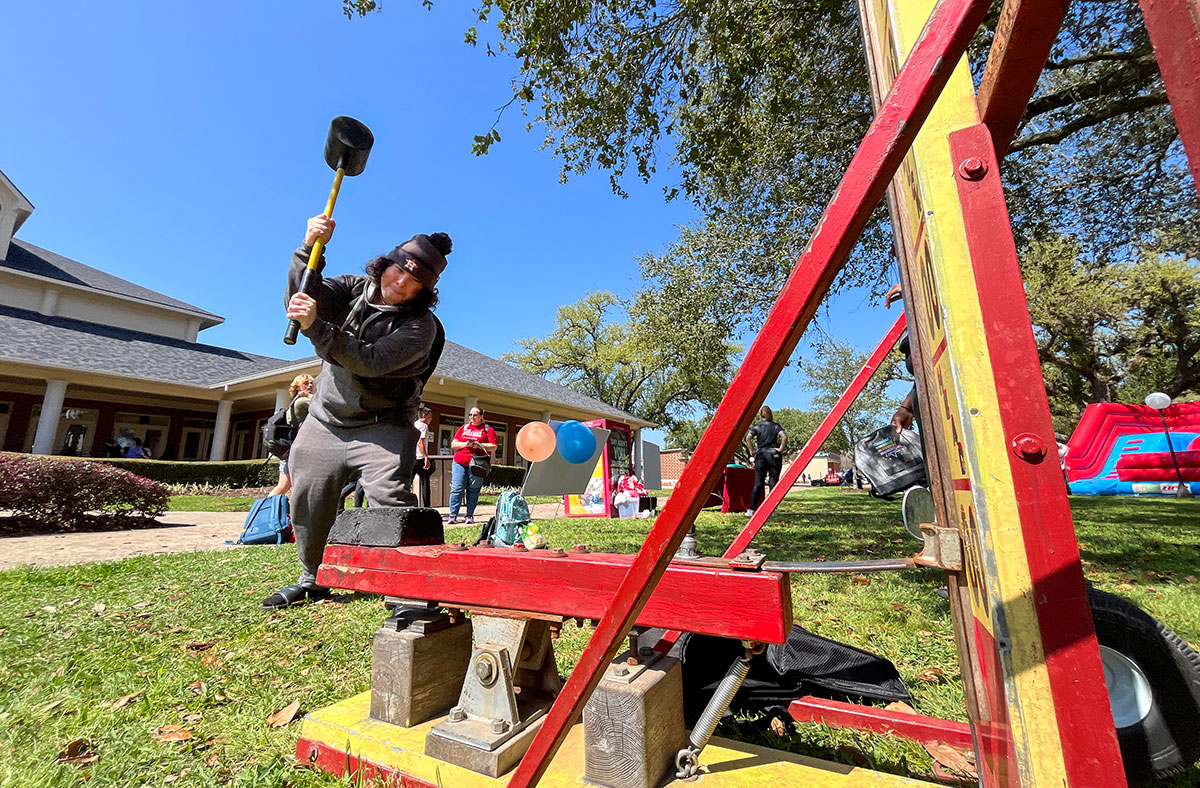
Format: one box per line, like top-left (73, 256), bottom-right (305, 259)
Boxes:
top-left (0, 501), bottom-right (572, 571)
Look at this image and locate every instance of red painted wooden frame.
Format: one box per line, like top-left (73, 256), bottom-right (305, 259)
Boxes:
top-left (1139, 0), bottom-right (1200, 191)
top-left (296, 737), bottom-right (436, 788)
top-left (976, 0), bottom-right (1071, 157)
top-left (949, 122), bottom-right (1124, 786)
top-left (653, 312), bottom-right (907, 654)
top-left (789, 696), bottom-right (973, 751)
top-left (507, 0), bottom-right (994, 784)
top-left (318, 544), bottom-right (793, 644)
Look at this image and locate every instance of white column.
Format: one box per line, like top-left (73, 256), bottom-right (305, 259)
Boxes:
top-left (540, 410), bottom-right (552, 423)
top-left (464, 396), bottom-right (479, 420)
top-left (633, 428), bottom-right (644, 478)
top-left (274, 388), bottom-right (290, 411)
top-left (209, 400), bottom-right (233, 461)
top-left (32, 379), bottom-right (68, 455)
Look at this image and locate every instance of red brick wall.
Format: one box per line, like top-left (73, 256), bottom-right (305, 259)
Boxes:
top-left (660, 449), bottom-right (688, 488)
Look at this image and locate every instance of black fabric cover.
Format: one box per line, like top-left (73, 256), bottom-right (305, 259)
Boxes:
top-left (677, 625), bottom-right (911, 725)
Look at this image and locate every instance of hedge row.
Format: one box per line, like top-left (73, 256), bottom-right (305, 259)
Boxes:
top-left (0, 453), bottom-right (169, 528)
top-left (90, 457), bottom-right (280, 488)
top-left (7, 453), bottom-right (524, 490)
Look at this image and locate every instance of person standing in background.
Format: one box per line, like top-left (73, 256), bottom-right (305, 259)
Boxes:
top-left (413, 406), bottom-right (435, 507)
top-left (268, 373), bottom-right (316, 498)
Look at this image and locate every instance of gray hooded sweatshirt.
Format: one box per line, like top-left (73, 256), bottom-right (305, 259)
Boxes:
top-left (287, 246), bottom-right (438, 428)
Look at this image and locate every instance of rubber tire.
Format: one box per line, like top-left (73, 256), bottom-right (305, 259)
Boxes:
top-left (1088, 587), bottom-right (1200, 782)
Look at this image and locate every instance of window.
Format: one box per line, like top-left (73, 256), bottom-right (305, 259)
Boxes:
top-left (438, 416), bottom-right (463, 454)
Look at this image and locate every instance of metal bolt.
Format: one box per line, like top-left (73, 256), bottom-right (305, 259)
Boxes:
top-left (1011, 432), bottom-right (1047, 463)
top-left (613, 664), bottom-right (630, 677)
top-left (449, 706), bottom-right (466, 722)
top-left (570, 544), bottom-right (589, 553)
top-left (491, 718), bottom-right (509, 734)
top-left (475, 654), bottom-right (498, 687)
top-left (639, 646), bottom-right (654, 657)
top-left (958, 157), bottom-right (987, 180)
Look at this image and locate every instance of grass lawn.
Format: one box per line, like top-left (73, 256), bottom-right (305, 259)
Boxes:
top-left (2, 489), bottom-right (1197, 787)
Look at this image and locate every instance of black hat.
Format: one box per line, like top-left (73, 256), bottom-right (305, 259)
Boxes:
top-left (386, 233), bottom-right (450, 291)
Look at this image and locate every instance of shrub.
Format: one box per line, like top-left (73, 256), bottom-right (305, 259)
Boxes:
top-left (0, 453), bottom-right (169, 528)
top-left (91, 458), bottom-right (279, 488)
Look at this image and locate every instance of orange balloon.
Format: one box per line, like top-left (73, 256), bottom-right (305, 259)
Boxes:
top-left (516, 421), bottom-right (557, 463)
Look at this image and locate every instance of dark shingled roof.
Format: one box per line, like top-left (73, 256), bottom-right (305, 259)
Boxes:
top-left (0, 306), bottom-right (646, 424)
top-left (2, 239), bottom-right (223, 327)
top-left (0, 304), bottom-right (293, 385)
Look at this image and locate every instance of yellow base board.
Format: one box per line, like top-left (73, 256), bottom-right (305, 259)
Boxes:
top-left (299, 692), bottom-right (938, 787)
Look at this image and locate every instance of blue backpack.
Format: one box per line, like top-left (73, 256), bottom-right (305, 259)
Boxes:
top-left (489, 490), bottom-right (532, 547)
top-left (235, 495), bottom-right (293, 545)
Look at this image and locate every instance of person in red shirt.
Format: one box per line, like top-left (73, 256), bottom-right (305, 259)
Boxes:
top-left (448, 407), bottom-right (497, 524)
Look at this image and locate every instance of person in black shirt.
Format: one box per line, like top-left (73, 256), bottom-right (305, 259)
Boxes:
top-left (744, 406), bottom-right (788, 515)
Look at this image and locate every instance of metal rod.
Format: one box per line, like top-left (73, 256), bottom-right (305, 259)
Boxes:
top-left (761, 557), bottom-right (916, 574)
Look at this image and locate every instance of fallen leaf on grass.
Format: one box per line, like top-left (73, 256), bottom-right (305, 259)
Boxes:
top-left (265, 700), bottom-right (300, 728)
top-left (295, 642), bottom-right (322, 656)
top-left (205, 753), bottom-right (220, 767)
top-left (182, 712), bottom-right (203, 723)
top-left (186, 641), bottom-right (213, 651)
top-left (57, 739), bottom-right (98, 765)
top-left (40, 699), bottom-right (64, 714)
top-left (890, 602), bottom-right (908, 612)
top-left (919, 667), bottom-right (947, 683)
top-left (769, 716), bottom-right (788, 736)
top-left (62, 631), bottom-right (76, 640)
top-left (852, 576), bottom-right (871, 586)
top-left (65, 598), bottom-right (81, 608)
top-left (110, 691), bottom-right (143, 709)
top-left (91, 603), bottom-right (106, 614)
top-left (885, 701), bottom-right (917, 714)
top-left (924, 740), bottom-right (978, 779)
top-left (132, 601), bottom-right (154, 609)
top-left (42, 606), bottom-right (57, 613)
top-left (214, 694), bottom-right (227, 704)
top-left (201, 655), bottom-right (223, 669)
top-left (153, 725), bottom-right (193, 742)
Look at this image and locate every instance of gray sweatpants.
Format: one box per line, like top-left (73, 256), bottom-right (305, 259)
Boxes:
top-left (288, 416), bottom-right (419, 588)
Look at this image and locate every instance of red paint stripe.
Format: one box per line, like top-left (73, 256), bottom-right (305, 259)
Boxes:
top-left (950, 124), bottom-right (1126, 787)
top-left (931, 336), bottom-right (948, 364)
top-left (508, 2), bottom-right (994, 783)
top-left (295, 737), bottom-right (437, 788)
top-left (952, 478), bottom-right (972, 491)
top-left (789, 696), bottom-right (973, 750)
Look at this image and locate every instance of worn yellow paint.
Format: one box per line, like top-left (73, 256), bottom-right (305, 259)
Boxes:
top-left (299, 692), bottom-right (939, 787)
top-left (858, 1), bottom-right (1072, 785)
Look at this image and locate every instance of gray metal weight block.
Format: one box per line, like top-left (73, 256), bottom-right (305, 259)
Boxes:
top-left (584, 654), bottom-right (686, 788)
top-left (327, 506), bottom-right (444, 547)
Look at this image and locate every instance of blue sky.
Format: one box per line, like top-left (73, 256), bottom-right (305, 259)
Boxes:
top-left (3, 2), bottom-right (901, 444)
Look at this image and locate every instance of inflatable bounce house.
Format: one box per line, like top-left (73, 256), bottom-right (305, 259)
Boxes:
top-left (1066, 401), bottom-right (1200, 495)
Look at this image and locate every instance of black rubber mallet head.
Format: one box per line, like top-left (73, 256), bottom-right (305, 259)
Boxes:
top-left (284, 116), bottom-right (375, 345)
top-left (324, 115), bottom-right (374, 175)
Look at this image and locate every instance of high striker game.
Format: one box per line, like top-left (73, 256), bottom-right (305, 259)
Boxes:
top-left (288, 0), bottom-right (1200, 786)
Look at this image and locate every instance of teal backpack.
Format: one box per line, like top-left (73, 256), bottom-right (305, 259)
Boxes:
top-left (479, 490), bottom-right (532, 546)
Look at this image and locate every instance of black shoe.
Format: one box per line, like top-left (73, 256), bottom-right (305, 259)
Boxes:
top-left (262, 584), bottom-right (331, 610)
top-left (936, 586), bottom-right (949, 600)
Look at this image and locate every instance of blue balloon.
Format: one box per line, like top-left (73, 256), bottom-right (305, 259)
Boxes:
top-left (557, 420), bottom-right (597, 464)
top-left (548, 420), bottom-right (564, 435)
